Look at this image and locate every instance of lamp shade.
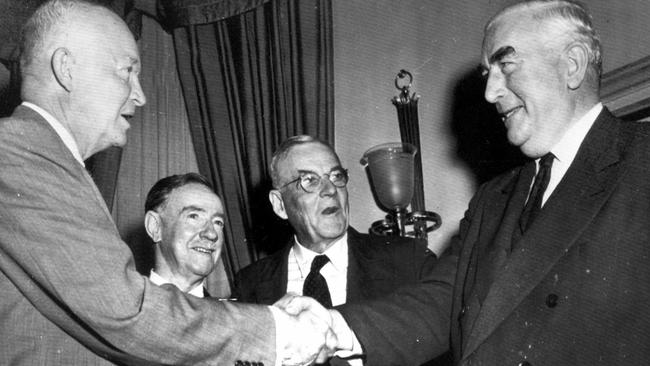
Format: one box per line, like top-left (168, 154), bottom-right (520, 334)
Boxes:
top-left (360, 142), bottom-right (417, 211)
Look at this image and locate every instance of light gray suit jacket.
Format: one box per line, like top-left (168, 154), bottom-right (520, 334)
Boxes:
top-left (0, 106), bottom-right (276, 365)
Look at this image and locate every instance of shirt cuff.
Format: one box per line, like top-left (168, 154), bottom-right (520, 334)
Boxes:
top-left (330, 310), bottom-right (363, 359)
top-left (269, 305), bottom-right (290, 366)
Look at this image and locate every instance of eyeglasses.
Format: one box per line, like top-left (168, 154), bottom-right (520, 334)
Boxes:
top-left (278, 169), bottom-right (349, 193)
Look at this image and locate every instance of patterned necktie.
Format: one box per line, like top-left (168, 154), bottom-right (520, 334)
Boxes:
top-left (302, 255), bottom-right (332, 308)
top-left (519, 152), bottom-right (555, 233)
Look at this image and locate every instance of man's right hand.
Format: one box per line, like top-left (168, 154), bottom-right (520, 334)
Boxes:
top-left (273, 294), bottom-right (338, 365)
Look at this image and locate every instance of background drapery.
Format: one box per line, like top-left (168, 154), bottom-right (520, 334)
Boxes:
top-left (159, 0), bottom-right (334, 281)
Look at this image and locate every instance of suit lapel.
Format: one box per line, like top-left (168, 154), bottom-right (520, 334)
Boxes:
top-left (345, 228), bottom-right (396, 303)
top-left (457, 164), bottom-right (533, 352)
top-left (14, 106), bottom-right (114, 221)
top-left (462, 110), bottom-right (627, 358)
top-left (254, 245), bottom-right (290, 304)
top-left (473, 162), bottom-right (535, 303)
top-left (345, 229), bottom-right (366, 303)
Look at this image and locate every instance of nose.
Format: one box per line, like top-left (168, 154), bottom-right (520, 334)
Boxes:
top-left (130, 75), bottom-right (147, 107)
top-left (319, 176), bottom-right (337, 197)
top-left (484, 69), bottom-right (505, 104)
top-left (200, 222), bottom-right (219, 242)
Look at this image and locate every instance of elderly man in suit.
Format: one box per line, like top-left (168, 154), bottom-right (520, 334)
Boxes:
top-left (144, 173), bottom-right (225, 298)
top-left (232, 135), bottom-right (441, 365)
top-left (0, 1), bottom-right (334, 365)
top-left (285, 1), bottom-right (650, 365)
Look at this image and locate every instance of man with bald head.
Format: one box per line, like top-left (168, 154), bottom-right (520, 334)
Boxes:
top-left (287, 1), bottom-right (650, 365)
top-left (0, 1), bottom-right (334, 365)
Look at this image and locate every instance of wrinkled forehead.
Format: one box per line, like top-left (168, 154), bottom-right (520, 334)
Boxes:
top-left (481, 12), bottom-right (547, 65)
top-left (67, 6), bottom-right (141, 60)
top-left (166, 183), bottom-right (223, 212)
top-left (281, 142), bottom-right (341, 175)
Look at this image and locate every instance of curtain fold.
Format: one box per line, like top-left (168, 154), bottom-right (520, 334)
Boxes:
top-left (157, 0), bottom-right (269, 28)
top-left (168, 0), bottom-right (333, 280)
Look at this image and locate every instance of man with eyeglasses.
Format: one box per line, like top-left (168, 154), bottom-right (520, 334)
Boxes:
top-left (232, 135), bottom-right (441, 365)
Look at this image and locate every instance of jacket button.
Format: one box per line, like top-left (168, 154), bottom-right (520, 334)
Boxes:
top-left (458, 305), bottom-right (466, 321)
top-left (518, 362), bottom-right (532, 366)
top-left (546, 293), bottom-right (559, 308)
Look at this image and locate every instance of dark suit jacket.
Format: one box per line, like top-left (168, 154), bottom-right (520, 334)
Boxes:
top-left (338, 109), bottom-right (650, 365)
top-left (233, 227), bottom-right (442, 365)
top-left (233, 227), bottom-right (437, 305)
top-left (0, 106), bottom-right (275, 365)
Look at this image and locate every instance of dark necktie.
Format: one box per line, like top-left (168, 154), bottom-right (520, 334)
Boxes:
top-left (302, 255), bottom-right (332, 308)
top-left (519, 152), bottom-right (555, 233)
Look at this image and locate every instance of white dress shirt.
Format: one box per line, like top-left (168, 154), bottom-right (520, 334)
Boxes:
top-left (148, 270), bottom-right (205, 298)
top-left (22, 102), bottom-right (85, 167)
top-left (285, 233), bottom-right (363, 365)
top-left (287, 232), bottom-right (349, 306)
top-left (538, 103), bottom-right (603, 206)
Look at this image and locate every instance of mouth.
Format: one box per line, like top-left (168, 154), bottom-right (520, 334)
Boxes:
top-left (499, 106), bottom-right (523, 123)
top-left (192, 247), bottom-right (215, 255)
top-left (321, 206), bottom-right (340, 215)
top-left (121, 113), bottom-right (133, 121)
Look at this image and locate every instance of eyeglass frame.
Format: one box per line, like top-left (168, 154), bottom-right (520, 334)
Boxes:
top-left (277, 168), bottom-right (349, 193)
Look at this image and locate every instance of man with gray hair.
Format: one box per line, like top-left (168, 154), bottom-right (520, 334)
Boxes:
top-left (144, 173), bottom-right (224, 298)
top-left (233, 135), bottom-right (441, 365)
top-left (286, 1), bottom-right (650, 365)
top-left (0, 1), bottom-right (334, 365)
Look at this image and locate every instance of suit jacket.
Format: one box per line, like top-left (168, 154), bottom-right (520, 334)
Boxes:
top-left (232, 227), bottom-right (437, 305)
top-left (0, 106), bottom-right (276, 365)
top-left (338, 108), bottom-right (650, 365)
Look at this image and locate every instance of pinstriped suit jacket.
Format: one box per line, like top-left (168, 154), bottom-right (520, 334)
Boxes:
top-left (0, 106), bottom-right (275, 365)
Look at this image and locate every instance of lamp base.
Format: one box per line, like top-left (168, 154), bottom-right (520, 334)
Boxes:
top-left (370, 210), bottom-right (441, 239)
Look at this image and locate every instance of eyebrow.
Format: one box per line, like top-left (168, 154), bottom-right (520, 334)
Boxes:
top-left (488, 45), bottom-right (516, 64)
top-left (180, 205), bottom-right (224, 218)
top-left (296, 166), bottom-right (344, 176)
top-left (180, 205), bottom-right (205, 213)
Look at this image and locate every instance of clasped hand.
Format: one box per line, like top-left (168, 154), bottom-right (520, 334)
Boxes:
top-left (274, 294), bottom-right (338, 366)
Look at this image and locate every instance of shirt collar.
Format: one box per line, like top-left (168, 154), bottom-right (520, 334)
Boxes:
top-left (149, 270), bottom-right (205, 298)
top-left (293, 232), bottom-right (349, 273)
top-left (22, 101), bottom-right (85, 167)
top-left (549, 103), bottom-right (603, 164)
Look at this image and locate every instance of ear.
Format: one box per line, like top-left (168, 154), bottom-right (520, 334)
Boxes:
top-left (144, 211), bottom-right (162, 243)
top-left (269, 190), bottom-right (288, 220)
top-left (565, 42), bottom-right (589, 90)
top-left (51, 47), bottom-right (73, 92)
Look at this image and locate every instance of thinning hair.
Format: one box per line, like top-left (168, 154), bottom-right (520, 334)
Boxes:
top-left (19, 0), bottom-right (109, 71)
top-left (269, 135), bottom-right (337, 188)
top-left (487, 0), bottom-right (602, 85)
top-left (145, 173), bottom-right (215, 213)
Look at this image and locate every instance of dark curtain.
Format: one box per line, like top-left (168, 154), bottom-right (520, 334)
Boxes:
top-left (158, 0), bottom-right (334, 279)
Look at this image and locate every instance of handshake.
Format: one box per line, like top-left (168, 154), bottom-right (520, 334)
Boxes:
top-left (274, 294), bottom-right (356, 366)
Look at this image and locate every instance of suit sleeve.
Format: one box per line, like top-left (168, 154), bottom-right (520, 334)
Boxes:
top-left (335, 181), bottom-right (493, 365)
top-left (336, 238), bottom-right (458, 365)
top-left (0, 121), bottom-right (277, 365)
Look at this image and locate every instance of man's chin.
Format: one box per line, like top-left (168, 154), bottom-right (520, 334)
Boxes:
top-left (319, 222), bottom-right (347, 239)
top-left (110, 135), bottom-right (128, 148)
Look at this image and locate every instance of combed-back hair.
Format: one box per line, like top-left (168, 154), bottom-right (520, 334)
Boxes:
top-left (21, 0), bottom-right (90, 70)
top-left (269, 135), bottom-right (336, 188)
top-left (145, 173), bottom-right (214, 213)
top-left (486, 0), bottom-right (602, 82)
